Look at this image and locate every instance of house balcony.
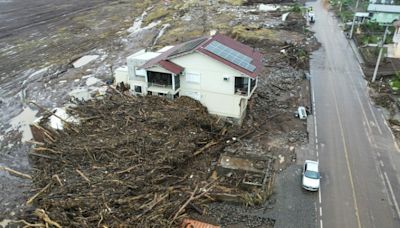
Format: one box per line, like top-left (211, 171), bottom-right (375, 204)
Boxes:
top-left (234, 77), bottom-right (257, 97)
top-left (146, 70), bottom-right (180, 97)
top-left (148, 83), bottom-right (177, 95)
top-left (235, 86), bottom-right (249, 96)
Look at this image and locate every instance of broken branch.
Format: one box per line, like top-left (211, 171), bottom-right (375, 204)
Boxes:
top-left (27, 183), bottom-right (51, 205)
top-left (0, 166), bottom-right (32, 179)
top-left (76, 169), bottom-right (90, 183)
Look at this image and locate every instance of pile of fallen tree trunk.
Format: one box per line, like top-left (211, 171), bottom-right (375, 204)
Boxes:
top-left (19, 89), bottom-right (279, 227)
top-left (281, 44), bottom-right (310, 69)
top-left (14, 88), bottom-right (280, 227)
top-left (22, 92), bottom-right (244, 227)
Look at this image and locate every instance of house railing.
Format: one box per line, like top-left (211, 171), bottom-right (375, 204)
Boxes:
top-left (148, 83), bottom-right (173, 89)
top-left (235, 86), bottom-right (249, 96)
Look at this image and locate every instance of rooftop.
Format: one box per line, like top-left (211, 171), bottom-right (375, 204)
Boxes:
top-left (368, 4), bottom-right (400, 13)
top-left (128, 51), bottom-right (160, 61)
top-left (140, 33), bottom-right (263, 78)
top-left (305, 160), bottom-right (319, 172)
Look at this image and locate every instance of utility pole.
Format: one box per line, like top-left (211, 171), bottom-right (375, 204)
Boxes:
top-left (372, 26), bottom-right (389, 82)
top-left (349, 0), bottom-right (360, 39)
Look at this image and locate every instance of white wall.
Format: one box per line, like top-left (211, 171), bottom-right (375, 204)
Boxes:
top-left (114, 67), bottom-right (128, 85)
top-left (130, 80), bottom-right (148, 95)
top-left (202, 93), bottom-right (244, 118)
top-left (172, 52), bottom-right (252, 119)
top-left (127, 51), bottom-right (160, 80)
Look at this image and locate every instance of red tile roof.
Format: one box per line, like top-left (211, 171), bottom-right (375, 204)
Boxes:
top-left (158, 60), bottom-right (184, 74)
top-left (140, 33), bottom-right (263, 78)
top-left (181, 219), bottom-right (220, 228)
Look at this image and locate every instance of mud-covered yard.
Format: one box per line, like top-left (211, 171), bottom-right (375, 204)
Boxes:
top-left (0, 0), bottom-right (317, 227)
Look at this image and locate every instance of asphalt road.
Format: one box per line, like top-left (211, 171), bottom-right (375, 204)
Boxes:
top-left (308, 1), bottom-right (400, 227)
top-left (267, 165), bottom-right (317, 228)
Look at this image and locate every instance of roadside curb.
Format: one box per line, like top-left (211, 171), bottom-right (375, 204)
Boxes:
top-left (347, 37), bottom-right (365, 65)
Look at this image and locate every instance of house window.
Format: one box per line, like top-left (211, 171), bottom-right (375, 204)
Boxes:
top-left (134, 85), bottom-right (142, 93)
top-left (235, 77), bottom-right (249, 95)
top-left (250, 78), bottom-right (256, 92)
top-left (135, 67), bottom-right (146, 77)
top-left (186, 72), bottom-right (201, 84)
top-left (174, 74), bottom-right (180, 89)
top-left (147, 71), bottom-right (172, 87)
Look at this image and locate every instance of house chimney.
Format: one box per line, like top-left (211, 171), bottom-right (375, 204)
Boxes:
top-left (209, 30), bottom-right (217, 36)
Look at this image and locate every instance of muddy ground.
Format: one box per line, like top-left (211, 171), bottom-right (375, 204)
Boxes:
top-left (0, 0), bottom-right (316, 226)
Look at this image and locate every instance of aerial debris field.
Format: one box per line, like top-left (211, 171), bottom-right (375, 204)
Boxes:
top-left (23, 91), bottom-right (277, 227)
top-left (1, 0), bottom-right (317, 227)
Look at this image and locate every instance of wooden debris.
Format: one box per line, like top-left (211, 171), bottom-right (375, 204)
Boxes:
top-left (193, 140), bottom-right (218, 156)
top-left (0, 166), bottom-right (32, 179)
top-left (29, 101), bottom-right (79, 133)
top-left (34, 209), bottom-right (62, 228)
top-left (27, 183), bottom-right (51, 205)
top-left (28, 152), bottom-right (55, 160)
top-left (170, 181), bottom-right (216, 225)
top-left (76, 169), bottom-right (90, 183)
top-left (33, 147), bottom-right (60, 154)
top-left (24, 93), bottom-right (241, 227)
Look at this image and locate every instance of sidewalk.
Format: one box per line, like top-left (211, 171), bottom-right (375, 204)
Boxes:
top-left (296, 115), bottom-right (317, 165)
top-left (347, 37), bottom-right (365, 64)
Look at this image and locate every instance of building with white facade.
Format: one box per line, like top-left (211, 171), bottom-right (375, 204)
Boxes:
top-left (114, 33), bottom-right (263, 120)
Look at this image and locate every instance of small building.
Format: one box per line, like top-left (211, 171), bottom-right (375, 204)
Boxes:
top-left (355, 12), bottom-right (371, 23)
top-left (387, 20), bottom-right (400, 58)
top-left (366, 2), bottom-right (400, 58)
top-left (369, 0), bottom-right (394, 4)
top-left (114, 33), bottom-right (263, 121)
top-left (367, 3), bottom-right (400, 24)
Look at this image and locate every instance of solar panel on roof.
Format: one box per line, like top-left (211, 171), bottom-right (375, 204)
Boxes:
top-left (169, 37), bottom-right (208, 57)
top-left (205, 41), bottom-right (256, 72)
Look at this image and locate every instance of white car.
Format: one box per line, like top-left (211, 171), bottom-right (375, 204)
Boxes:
top-left (308, 12), bottom-right (315, 23)
top-left (302, 160), bottom-right (320, 191)
top-left (295, 106), bottom-right (307, 120)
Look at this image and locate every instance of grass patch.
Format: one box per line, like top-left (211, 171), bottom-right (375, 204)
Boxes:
top-left (360, 35), bottom-right (380, 45)
top-left (290, 3), bottom-right (302, 13)
top-left (143, 6), bottom-right (172, 25)
top-left (156, 25), bottom-right (205, 46)
top-left (221, 0), bottom-right (244, 6)
top-left (229, 25), bottom-right (278, 45)
top-left (390, 72), bottom-right (400, 91)
top-left (338, 10), bottom-right (353, 22)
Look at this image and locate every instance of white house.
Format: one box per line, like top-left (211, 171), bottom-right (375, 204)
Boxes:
top-left (114, 33), bottom-right (263, 120)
